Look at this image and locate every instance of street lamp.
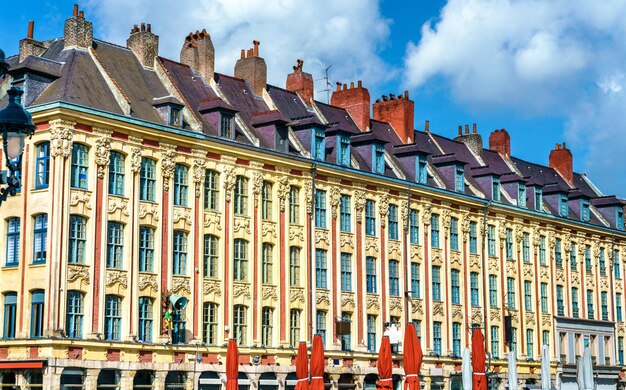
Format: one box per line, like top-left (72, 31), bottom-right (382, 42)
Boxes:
top-left (0, 48), bottom-right (36, 205)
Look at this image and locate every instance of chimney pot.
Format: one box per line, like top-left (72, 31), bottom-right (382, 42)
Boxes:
top-left (458, 125), bottom-right (462, 136)
top-left (27, 20), bottom-right (34, 39)
top-left (350, 81), bottom-right (355, 89)
top-left (127, 21), bottom-right (159, 68)
top-left (140, 23), bottom-right (145, 32)
top-left (373, 89), bottom-right (415, 143)
top-left (358, 80), bottom-right (362, 88)
top-left (180, 28), bottom-right (215, 82)
top-left (79, 10), bottom-right (84, 18)
top-left (473, 123), bottom-right (477, 134)
top-left (253, 40), bottom-right (260, 56)
top-left (234, 39), bottom-right (267, 96)
top-left (240, 49), bottom-right (245, 59)
top-left (64, 5), bottom-right (93, 49)
top-left (286, 59), bottom-right (314, 105)
top-left (342, 84), bottom-right (347, 91)
top-left (465, 124), bottom-right (469, 135)
top-left (405, 90), bottom-right (409, 99)
top-left (73, 4), bottom-right (79, 16)
top-left (425, 120), bottom-right (430, 133)
top-left (390, 93), bottom-right (396, 100)
top-left (336, 82), bottom-right (341, 92)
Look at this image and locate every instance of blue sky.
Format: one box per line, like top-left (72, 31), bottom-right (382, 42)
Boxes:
top-left (1, 0), bottom-right (624, 197)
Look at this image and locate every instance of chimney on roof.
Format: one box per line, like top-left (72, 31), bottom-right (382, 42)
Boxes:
top-left (180, 29), bottom-right (215, 83)
top-left (286, 59), bottom-right (314, 105)
top-left (330, 80), bottom-right (370, 131)
top-left (454, 123), bottom-right (483, 156)
top-left (64, 4), bottom-right (93, 49)
top-left (549, 142), bottom-right (573, 184)
top-left (373, 90), bottom-right (414, 143)
top-left (489, 128), bottom-right (511, 157)
top-left (234, 40), bottom-right (267, 96)
top-left (127, 22), bottom-right (159, 68)
top-left (19, 20), bottom-right (47, 62)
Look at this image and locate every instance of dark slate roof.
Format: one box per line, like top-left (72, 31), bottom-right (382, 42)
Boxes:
top-left (266, 85), bottom-right (311, 120)
top-left (214, 73), bottom-right (269, 125)
top-left (315, 102), bottom-right (361, 135)
top-left (510, 157), bottom-right (571, 192)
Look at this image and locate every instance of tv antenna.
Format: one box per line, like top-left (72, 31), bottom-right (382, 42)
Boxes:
top-left (316, 65), bottom-right (333, 104)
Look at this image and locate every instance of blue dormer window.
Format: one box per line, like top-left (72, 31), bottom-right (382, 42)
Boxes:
top-left (416, 155), bottom-right (427, 184)
top-left (617, 208), bottom-right (625, 230)
top-left (455, 165), bottom-right (464, 192)
top-left (337, 135), bottom-right (350, 166)
top-left (169, 106), bottom-right (182, 127)
top-left (534, 188), bottom-right (543, 211)
top-left (373, 144), bottom-right (385, 174)
top-left (275, 127), bottom-right (289, 153)
top-left (312, 128), bottom-right (326, 161)
top-left (492, 177), bottom-right (501, 202)
top-left (220, 113), bottom-right (234, 138)
top-left (559, 194), bottom-right (569, 217)
top-left (518, 183), bottom-right (527, 208)
top-left (581, 200), bottom-right (590, 222)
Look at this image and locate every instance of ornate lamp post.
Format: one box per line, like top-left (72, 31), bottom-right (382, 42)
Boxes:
top-left (0, 48), bottom-right (36, 205)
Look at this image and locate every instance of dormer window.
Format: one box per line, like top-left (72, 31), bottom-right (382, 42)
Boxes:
top-left (455, 165), bottom-right (464, 192)
top-left (311, 128), bottom-right (326, 161)
top-left (275, 127), bottom-right (289, 153)
top-left (617, 208), bottom-right (624, 230)
top-left (169, 106), bottom-right (182, 127)
top-left (534, 188), bottom-right (543, 211)
top-left (559, 194), bottom-right (569, 217)
top-left (416, 155), bottom-right (427, 184)
top-left (337, 134), bottom-right (350, 167)
top-left (373, 144), bottom-right (385, 174)
top-left (518, 183), bottom-right (527, 208)
top-left (581, 199), bottom-right (590, 222)
top-left (220, 113), bottom-right (234, 139)
top-left (492, 177), bottom-right (501, 202)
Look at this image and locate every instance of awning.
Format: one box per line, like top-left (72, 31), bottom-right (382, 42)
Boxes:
top-left (0, 361), bottom-right (45, 369)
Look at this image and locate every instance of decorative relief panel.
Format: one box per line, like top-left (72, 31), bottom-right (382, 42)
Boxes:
top-left (365, 237), bottom-right (379, 254)
top-left (139, 202), bottom-right (159, 223)
top-left (367, 294), bottom-right (380, 310)
top-left (489, 259), bottom-right (499, 274)
top-left (571, 271), bottom-right (580, 285)
top-left (433, 301), bottom-right (444, 317)
top-left (388, 240), bottom-right (401, 258)
top-left (410, 245), bottom-right (422, 262)
top-left (276, 174), bottom-right (290, 212)
top-left (471, 308), bottom-right (483, 326)
top-left (469, 254), bottom-right (481, 269)
top-left (315, 229), bottom-right (329, 246)
top-left (411, 299), bottom-right (423, 316)
top-left (525, 312), bottom-right (536, 326)
top-left (540, 266), bottom-right (549, 279)
top-left (506, 261), bottom-right (517, 275)
top-left (138, 274), bottom-right (158, 292)
top-left (49, 119), bottom-right (74, 158)
top-left (262, 286), bottom-right (278, 302)
top-left (431, 249), bottom-right (443, 266)
top-left (94, 129), bottom-right (112, 179)
top-left (585, 273), bottom-right (594, 285)
top-left (107, 197), bottom-right (129, 217)
top-left (452, 304), bottom-right (463, 320)
top-left (289, 225), bottom-right (304, 241)
top-left (450, 253), bottom-right (461, 267)
top-left (160, 143), bottom-right (177, 191)
top-left (523, 263), bottom-right (534, 278)
top-left (261, 222), bottom-right (277, 239)
top-left (105, 270), bottom-right (128, 289)
top-left (339, 233), bottom-right (354, 249)
top-left (203, 211), bottom-right (221, 230)
top-left (192, 154), bottom-right (207, 198)
top-left (233, 217), bottom-right (251, 235)
top-left (353, 190), bottom-right (366, 223)
top-left (171, 277), bottom-right (191, 294)
top-left (542, 314), bottom-right (552, 327)
top-left (342, 293), bottom-right (356, 311)
top-left (172, 207), bottom-right (192, 227)
top-left (67, 265), bottom-right (90, 284)
top-left (600, 277), bottom-right (609, 290)
top-left (203, 280), bottom-right (222, 296)
top-left (556, 268), bottom-right (565, 282)
top-left (490, 309), bottom-right (500, 323)
top-left (290, 288), bottom-right (305, 303)
top-left (316, 290), bottom-right (330, 306)
top-left (389, 297), bottom-right (403, 312)
top-left (233, 283), bottom-right (251, 300)
top-left (69, 190), bottom-right (92, 210)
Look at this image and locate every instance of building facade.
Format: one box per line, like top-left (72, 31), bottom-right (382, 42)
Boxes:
top-left (0, 6), bottom-right (625, 390)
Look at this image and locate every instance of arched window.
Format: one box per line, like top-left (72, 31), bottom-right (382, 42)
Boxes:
top-left (233, 176), bottom-right (248, 215)
top-left (35, 142), bottom-right (50, 188)
top-left (32, 214), bottom-right (48, 264)
top-left (68, 215), bottom-right (87, 264)
top-left (104, 295), bottom-right (122, 341)
top-left (71, 144), bottom-right (89, 189)
top-left (66, 290), bottom-right (84, 339)
top-left (108, 151), bottom-right (125, 196)
top-left (139, 158), bottom-right (156, 201)
top-left (138, 297), bottom-right (153, 342)
top-left (173, 164), bottom-right (188, 206)
top-left (233, 304), bottom-right (247, 345)
top-left (6, 217), bottom-right (20, 266)
top-left (30, 290), bottom-right (45, 338)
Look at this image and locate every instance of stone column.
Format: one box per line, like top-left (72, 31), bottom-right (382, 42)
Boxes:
top-left (154, 371), bottom-right (167, 389)
top-left (43, 365), bottom-right (63, 390)
top-left (120, 370), bottom-right (136, 389)
top-left (84, 368), bottom-right (100, 390)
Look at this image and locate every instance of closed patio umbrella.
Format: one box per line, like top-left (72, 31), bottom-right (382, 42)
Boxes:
top-left (226, 339), bottom-right (239, 390)
top-left (541, 345), bottom-right (551, 390)
top-left (296, 341), bottom-right (309, 390)
top-left (310, 335), bottom-right (325, 390)
top-left (576, 356), bottom-right (584, 390)
top-left (403, 323), bottom-right (422, 390)
top-left (377, 336), bottom-right (393, 390)
top-left (471, 328), bottom-right (487, 390)
top-left (508, 351), bottom-right (518, 390)
top-left (583, 347), bottom-right (594, 390)
top-left (462, 348), bottom-right (472, 390)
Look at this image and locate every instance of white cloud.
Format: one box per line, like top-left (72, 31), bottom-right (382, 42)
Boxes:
top-left (403, 0), bottom-right (626, 196)
top-left (81, 0), bottom-right (393, 100)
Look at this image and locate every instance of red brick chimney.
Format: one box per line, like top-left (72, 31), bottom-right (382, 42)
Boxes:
top-left (549, 143), bottom-right (573, 184)
top-left (286, 59), bottom-right (314, 105)
top-left (489, 128), bottom-right (511, 157)
top-left (64, 4), bottom-right (93, 49)
top-left (127, 23), bottom-right (159, 68)
top-left (330, 81), bottom-right (370, 131)
top-left (19, 20), bottom-right (47, 62)
top-left (372, 91), bottom-right (414, 143)
top-left (180, 29), bottom-right (214, 82)
top-left (234, 40), bottom-right (267, 96)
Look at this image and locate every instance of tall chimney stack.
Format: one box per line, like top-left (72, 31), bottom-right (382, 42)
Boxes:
top-left (372, 90), bottom-right (415, 144)
top-left (180, 29), bottom-right (215, 83)
top-left (489, 129), bottom-right (511, 157)
top-left (19, 20), bottom-right (47, 62)
top-left (549, 142), bottom-right (573, 184)
top-left (330, 80), bottom-right (370, 131)
top-left (64, 4), bottom-right (93, 49)
top-left (234, 40), bottom-right (267, 96)
top-left (454, 123), bottom-right (483, 156)
top-left (127, 22), bottom-right (159, 68)
top-left (286, 59), bottom-right (314, 105)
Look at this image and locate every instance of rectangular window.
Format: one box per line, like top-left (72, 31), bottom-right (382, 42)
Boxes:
top-left (340, 253), bottom-right (352, 292)
top-left (581, 200), bottom-right (590, 222)
top-left (337, 134), bottom-right (351, 166)
top-left (104, 295), bottom-right (121, 341)
top-left (560, 194), bottom-right (569, 217)
top-left (431, 214), bottom-right (440, 248)
top-left (233, 176), bottom-right (248, 216)
top-left (173, 164), bottom-right (188, 206)
top-left (471, 272), bottom-right (480, 306)
top-left (138, 297), bottom-right (153, 343)
top-left (602, 292), bottom-right (608, 321)
top-left (367, 315), bottom-right (377, 352)
top-left (539, 235), bottom-right (546, 265)
top-left (33, 214), bottom-right (48, 264)
top-left (469, 221), bottom-right (478, 254)
top-left (489, 275), bottom-right (498, 307)
top-left (316, 249), bottom-right (328, 289)
top-left (585, 245), bottom-right (592, 273)
top-left (451, 269), bottom-right (460, 304)
top-left (289, 247), bottom-right (301, 287)
top-left (433, 322), bottom-right (442, 356)
top-left (203, 235), bottom-right (218, 278)
top-left (535, 188), bottom-right (543, 211)
top-left (341, 312), bottom-right (351, 351)
top-left (543, 330), bottom-right (550, 347)
top-left (275, 127), bottom-right (289, 152)
top-left (409, 209), bottom-right (419, 244)
top-left (366, 257), bottom-right (377, 294)
top-left (555, 238), bottom-right (563, 268)
top-left (173, 231), bottom-right (188, 275)
top-left (541, 283), bottom-right (549, 314)
top-left (557, 285), bottom-right (564, 316)
top-left (106, 222), bottom-right (124, 269)
top-left (526, 329), bottom-right (534, 360)
top-left (71, 144), bottom-right (89, 189)
top-left (315, 190), bottom-right (327, 228)
top-left (203, 170), bottom-right (219, 210)
top-left (506, 228), bottom-right (513, 260)
top-left (30, 291), bottom-right (44, 338)
top-left (220, 113), bottom-right (233, 138)
top-left (316, 311), bottom-right (326, 345)
top-left (261, 307), bottom-right (273, 347)
top-left (289, 186), bottom-right (300, 224)
top-left (518, 183), bottom-right (527, 208)
top-left (491, 326), bottom-right (499, 359)
top-left (3, 293), bottom-right (16, 339)
top-left (261, 181), bottom-right (272, 221)
top-left (373, 144), bottom-right (385, 174)
top-left (507, 277), bottom-right (516, 309)
top-left (340, 195), bottom-right (351, 233)
top-left (450, 217), bottom-right (459, 251)
top-left (66, 291), bottom-right (83, 339)
top-left (233, 239), bottom-right (248, 281)
top-left (290, 309), bottom-right (301, 348)
top-left (410, 263), bottom-right (420, 299)
top-left (620, 337), bottom-right (624, 366)
top-left (35, 142), bottom-right (50, 189)
top-left (139, 226), bottom-right (155, 273)
top-left (510, 328), bottom-right (517, 356)
top-left (233, 305), bottom-right (247, 345)
top-left (618, 293), bottom-right (623, 322)
top-left (432, 266), bottom-right (441, 301)
top-left (615, 250), bottom-right (622, 278)
top-left (203, 302), bottom-right (218, 345)
top-left (452, 322), bottom-right (462, 357)
top-left (68, 215), bottom-right (86, 264)
top-left (388, 204), bottom-right (398, 240)
top-left (618, 208), bottom-right (625, 230)
top-left (170, 106), bottom-right (182, 127)
top-left (365, 200), bottom-right (376, 236)
top-left (599, 248), bottom-right (606, 276)
top-left (571, 243), bottom-right (577, 271)
top-left (488, 225), bottom-right (496, 257)
top-left (572, 287), bottom-right (579, 318)
top-left (312, 128), bottom-right (326, 161)
top-left (6, 218), bottom-right (20, 266)
top-left (588, 290), bottom-right (595, 319)
top-left (522, 233), bottom-right (530, 263)
top-left (455, 165), bottom-right (465, 192)
top-left (261, 244), bottom-right (273, 284)
top-left (389, 260), bottom-right (399, 296)
top-left (492, 176), bottom-right (501, 202)
top-left (416, 155), bottom-right (427, 184)
top-left (108, 151), bottom-right (125, 196)
top-left (525, 281), bottom-right (533, 311)
top-left (140, 158), bottom-right (156, 202)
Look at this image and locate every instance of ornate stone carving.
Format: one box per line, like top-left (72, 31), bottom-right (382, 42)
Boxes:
top-left (289, 225), bottom-right (304, 241)
top-left (471, 308), bottom-right (483, 326)
top-left (548, 232), bottom-right (556, 251)
top-left (469, 254), bottom-right (481, 269)
top-left (412, 299), bottom-right (423, 316)
top-left (389, 297), bottom-right (403, 312)
top-left (277, 175), bottom-right (290, 211)
top-left (108, 197), bottom-right (130, 216)
top-left (339, 233), bottom-right (354, 249)
top-left (203, 280), bottom-right (222, 296)
top-left (600, 277), bottom-right (609, 290)
top-left (366, 294), bottom-right (380, 310)
top-left (49, 119), bottom-right (75, 158)
top-left (233, 217), bottom-right (251, 234)
top-left (450, 253), bottom-right (462, 266)
top-left (203, 212), bottom-right (221, 230)
top-left (172, 207), bottom-right (191, 225)
top-left (192, 157), bottom-right (207, 197)
top-left (489, 259), bottom-right (499, 274)
top-left (515, 226), bottom-right (524, 244)
top-left (290, 288), bottom-right (305, 303)
top-left (452, 304), bottom-right (463, 320)
top-left (354, 190), bottom-right (366, 223)
top-left (233, 284), bottom-right (251, 300)
top-left (329, 186), bottom-right (341, 220)
top-left (365, 237), bottom-right (379, 253)
top-left (303, 179), bottom-right (313, 215)
top-left (160, 143), bottom-right (177, 191)
top-left (94, 129), bottom-right (112, 179)
top-left (400, 200), bottom-right (409, 226)
top-left (262, 286), bottom-right (278, 302)
top-left (378, 192), bottom-right (389, 227)
top-left (261, 222), bottom-right (277, 238)
top-left (221, 164), bottom-right (237, 202)
top-left (542, 314), bottom-right (552, 327)
top-left (556, 268), bottom-right (565, 282)
top-left (388, 240), bottom-right (401, 257)
top-left (411, 245), bottom-right (422, 262)
top-left (532, 227), bottom-right (541, 247)
top-left (490, 309), bottom-right (500, 323)
top-left (506, 261), bottom-right (516, 275)
top-left (139, 202), bottom-right (159, 222)
top-left (421, 206), bottom-right (432, 226)
top-left (251, 165), bottom-right (263, 207)
top-left (571, 271), bottom-right (580, 284)
top-left (461, 217), bottom-right (471, 242)
top-left (67, 265), bottom-right (90, 284)
top-left (130, 147), bottom-right (142, 173)
top-left (433, 301), bottom-right (444, 317)
top-left (105, 270), bottom-right (128, 289)
top-left (69, 190), bottom-right (92, 209)
top-left (525, 313), bottom-right (536, 326)
top-left (498, 224), bottom-right (508, 247)
top-left (342, 293), bottom-right (356, 310)
top-left (316, 290), bottom-right (330, 305)
top-left (171, 277), bottom-right (191, 294)
top-left (540, 266), bottom-right (549, 279)
top-left (523, 263), bottom-right (533, 277)
top-left (138, 274), bottom-right (158, 292)
top-left (315, 229), bottom-right (329, 245)
top-left (441, 209), bottom-right (451, 233)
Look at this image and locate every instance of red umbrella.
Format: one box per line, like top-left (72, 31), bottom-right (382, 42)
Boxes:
top-left (377, 336), bottom-right (393, 390)
top-left (471, 328), bottom-right (487, 390)
top-left (310, 335), bottom-right (325, 390)
top-left (295, 341), bottom-right (310, 390)
top-left (226, 338), bottom-right (239, 390)
top-left (403, 323), bottom-right (422, 390)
